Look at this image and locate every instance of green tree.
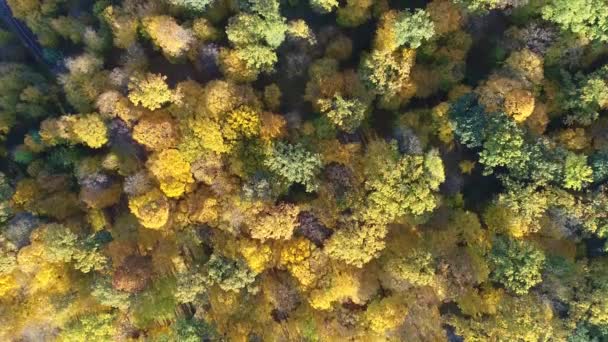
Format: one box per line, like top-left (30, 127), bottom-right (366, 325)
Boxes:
top-left (168, 0), bottom-right (215, 11)
top-left (394, 10), bottom-right (435, 49)
top-left (264, 142), bottom-right (322, 192)
top-left (317, 94), bottom-right (367, 133)
top-left (563, 153), bottom-right (594, 191)
top-left (57, 312), bottom-right (117, 342)
top-left (364, 145), bottom-right (445, 223)
top-left (478, 112), bottom-right (528, 176)
top-left (309, 0), bottom-right (338, 13)
top-left (489, 236), bottom-right (545, 295)
top-left (91, 277), bottom-right (132, 310)
top-left (449, 93), bottom-right (487, 148)
top-left (206, 254), bottom-right (258, 292)
top-left (172, 318), bottom-right (218, 342)
top-left (542, 0), bottom-right (608, 42)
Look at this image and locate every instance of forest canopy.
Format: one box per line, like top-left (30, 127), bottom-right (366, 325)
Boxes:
top-left (1, 0), bottom-right (608, 341)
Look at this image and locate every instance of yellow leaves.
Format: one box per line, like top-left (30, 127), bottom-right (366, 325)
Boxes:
top-left (504, 88), bottom-right (535, 122)
top-left (132, 111), bottom-right (179, 151)
top-left (432, 102), bottom-right (455, 146)
top-left (506, 49), bottom-right (544, 85)
top-left (459, 160), bottom-right (476, 175)
top-left (192, 18), bottom-right (221, 42)
top-left (11, 178), bottom-right (39, 208)
top-left (0, 273), bottom-right (18, 297)
top-left (427, 0), bottom-right (462, 35)
top-left (557, 128), bottom-right (590, 151)
top-left (30, 263), bottom-right (70, 295)
top-left (39, 113), bottom-right (108, 149)
top-left (128, 188), bottom-right (170, 229)
top-left (191, 197), bottom-right (219, 224)
top-left (309, 272), bottom-right (361, 310)
top-left (142, 15), bottom-right (194, 59)
top-left (225, 105), bottom-right (261, 140)
top-left (483, 204), bottom-right (528, 238)
top-left (365, 295), bottom-right (410, 333)
top-left (102, 6), bottom-right (139, 49)
top-left (279, 238), bottom-right (313, 266)
top-left (457, 287), bottom-right (503, 318)
top-left (259, 111), bottom-right (287, 141)
top-left (70, 114), bottom-right (108, 148)
top-left (188, 117), bottom-right (231, 154)
top-left (318, 140), bottom-right (361, 166)
top-left (128, 73), bottom-right (175, 111)
top-left (525, 102), bottom-right (549, 135)
top-left (373, 10), bottom-right (399, 52)
top-left (147, 149), bottom-right (194, 198)
top-left (218, 48), bottom-right (259, 82)
top-left (287, 19), bottom-right (315, 43)
top-left (250, 203), bottom-right (299, 241)
top-left (240, 240), bottom-right (273, 273)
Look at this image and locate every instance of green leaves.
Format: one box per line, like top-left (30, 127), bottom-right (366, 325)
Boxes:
top-left (264, 142), bottom-right (322, 192)
top-left (394, 10), bottom-right (435, 49)
top-left (168, 0), bottom-right (214, 12)
top-left (364, 145), bottom-right (445, 223)
top-left (542, 0), bottom-right (608, 42)
top-left (563, 153), bottom-right (593, 191)
top-left (489, 236), bottom-right (545, 295)
top-left (317, 94), bottom-right (367, 133)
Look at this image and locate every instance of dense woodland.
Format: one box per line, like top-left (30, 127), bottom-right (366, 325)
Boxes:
top-left (1, 0), bottom-right (608, 340)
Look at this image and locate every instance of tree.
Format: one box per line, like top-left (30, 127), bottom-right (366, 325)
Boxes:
top-left (175, 265), bottom-right (209, 304)
top-left (171, 318), bottom-right (218, 342)
top-left (250, 203), bottom-right (299, 241)
top-left (102, 6), bottom-right (139, 49)
top-left (563, 153), bottom-right (594, 191)
top-left (363, 144), bottom-right (445, 223)
top-left (324, 219), bottom-right (387, 267)
top-left (478, 112), bottom-right (529, 175)
top-left (147, 149), bottom-right (194, 198)
top-left (205, 254), bottom-right (258, 292)
top-left (39, 113), bottom-right (108, 149)
top-left (264, 142), bottom-right (322, 192)
top-left (37, 223), bottom-right (108, 273)
top-left (0, 63), bottom-right (55, 143)
top-left (359, 49), bottom-right (416, 101)
top-left (317, 94), bottom-right (367, 133)
top-left (223, 1), bottom-right (287, 80)
top-left (168, 0), bottom-right (215, 11)
top-left (393, 10), bottom-right (435, 49)
top-left (382, 248), bottom-right (436, 287)
top-left (57, 312), bottom-right (117, 342)
top-left (132, 111), bottom-right (179, 151)
top-left (542, 0), bottom-right (608, 42)
top-left (455, 0), bottom-right (530, 12)
top-left (310, 0), bottom-right (339, 13)
top-left (112, 255), bottom-right (153, 293)
top-left (91, 276), bottom-right (132, 310)
top-left (142, 16), bottom-right (194, 59)
top-left (128, 73), bottom-right (175, 111)
top-left (449, 294), bottom-right (555, 341)
top-left (449, 93), bottom-right (488, 148)
top-left (70, 114), bottom-right (108, 149)
top-left (489, 236), bottom-right (545, 295)
top-left (336, 0), bottom-right (375, 28)
top-left (128, 188), bottom-right (170, 229)
top-left (365, 295), bottom-right (411, 333)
